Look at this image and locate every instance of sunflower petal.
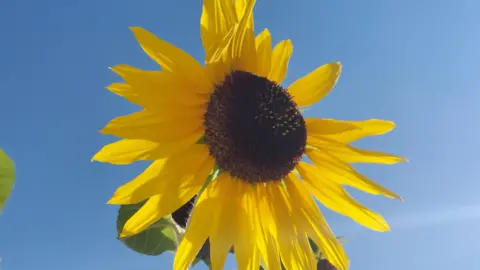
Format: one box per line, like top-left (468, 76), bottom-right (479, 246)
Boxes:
top-left (306, 148), bottom-right (401, 199)
top-left (305, 118), bottom-right (360, 135)
top-left (297, 232), bottom-right (320, 270)
top-left (298, 162), bottom-right (390, 232)
top-left (105, 83), bottom-right (145, 106)
top-left (235, 0), bottom-right (254, 30)
top-left (108, 144), bottom-right (213, 204)
top-left (268, 40), bottom-right (293, 84)
top-left (254, 185), bottom-right (282, 270)
top-left (319, 119), bottom-right (396, 143)
top-left (284, 173), bottom-right (348, 270)
top-left (92, 130), bottom-right (202, 165)
top-left (92, 139), bottom-right (163, 165)
top-left (109, 65), bottom-right (208, 106)
top-left (129, 27), bottom-right (211, 92)
top-left (209, 174), bottom-right (238, 270)
top-left (307, 136), bottom-right (406, 164)
top-left (100, 110), bottom-right (203, 142)
top-left (254, 28), bottom-right (272, 77)
top-left (230, 0), bottom-right (257, 73)
top-left (106, 83), bottom-right (207, 119)
top-left (234, 186), bottom-right (261, 270)
top-left (201, 0), bottom-right (237, 61)
top-left (174, 174), bottom-right (225, 270)
top-left (268, 184), bottom-right (316, 270)
top-left (205, 26), bottom-right (237, 85)
top-left (120, 156), bottom-right (214, 238)
top-left (119, 195), bottom-right (164, 237)
top-left (288, 62), bottom-right (341, 107)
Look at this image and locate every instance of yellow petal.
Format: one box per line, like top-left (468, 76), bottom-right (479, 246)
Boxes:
top-left (108, 65), bottom-right (208, 107)
top-left (204, 0), bottom-right (257, 81)
top-left (288, 62), bottom-right (341, 107)
top-left (100, 110), bottom-right (203, 142)
top-left (129, 27), bottom-right (211, 92)
top-left (205, 26), bottom-right (237, 85)
top-left (253, 185), bottom-right (282, 270)
top-left (92, 139), bottom-right (162, 165)
top-left (306, 148), bottom-right (401, 199)
top-left (268, 40), bottom-right (293, 84)
top-left (297, 232), bottom-right (320, 270)
top-left (307, 136), bottom-right (406, 164)
top-left (234, 186), bottom-right (261, 270)
top-left (235, 0), bottom-right (254, 30)
top-left (268, 184), bottom-right (316, 270)
top-left (105, 83), bottom-right (144, 106)
top-left (92, 132), bottom-right (202, 165)
top-left (284, 173), bottom-right (348, 270)
top-left (174, 173), bottom-right (226, 270)
top-left (321, 119), bottom-right (396, 143)
top-left (201, 0), bottom-right (237, 61)
top-left (306, 118), bottom-right (360, 135)
top-left (297, 162), bottom-right (390, 232)
top-left (120, 154), bottom-right (212, 237)
top-left (106, 83), bottom-right (207, 119)
top-left (254, 28), bottom-right (272, 77)
top-left (230, 0), bottom-right (257, 73)
top-left (209, 174), bottom-right (239, 270)
top-left (119, 195), bottom-right (164, 237)
top-left (108, 144), bottom-right (214, 204)
top-left (295, 233), bottom-right (317, 270)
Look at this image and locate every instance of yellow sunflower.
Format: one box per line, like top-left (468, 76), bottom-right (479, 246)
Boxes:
top-left (93, 0), bottom-right (405, 269)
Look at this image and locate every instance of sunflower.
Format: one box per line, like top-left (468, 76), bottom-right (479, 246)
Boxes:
top-left (93, 0), bottom-right (405, 269)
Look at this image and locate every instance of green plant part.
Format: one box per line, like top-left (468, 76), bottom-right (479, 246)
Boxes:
top-left (116, 201), bottom-right (180, 256)
top-left (0, 149), bottom-right (15, 215)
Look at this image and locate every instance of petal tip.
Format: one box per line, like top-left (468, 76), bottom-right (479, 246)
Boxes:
top-left (120, 221), bottom-right (141, 238)
top-left (128, 26), bottom-right (142, 32)
top-left (99, 128), bottom-right (108, 135)
top-left (107, 197), bottom-right (120, 204)
top-left (119, 230), bottom-right (132, 239)
top-left (384, 120), bottom-right (396, 127)
top-left (387, 191), bottom-right (404, 201)
top-left (91, 152), bottom-right (102, 162)
top-left (372, 223), bottom-right (391, 232)
top-left (109, 65), bottom-right (126, 75)
top-left (381, 222), bottom-right (391, 232)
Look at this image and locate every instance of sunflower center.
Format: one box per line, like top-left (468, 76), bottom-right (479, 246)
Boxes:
top-left (204, 70), bottom-right (306, 183)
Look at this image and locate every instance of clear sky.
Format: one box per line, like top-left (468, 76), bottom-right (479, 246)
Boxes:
top-left (1, 0), bottom-right (480, 269)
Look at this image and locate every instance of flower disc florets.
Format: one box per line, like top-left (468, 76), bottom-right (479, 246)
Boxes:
top-left (204, 71), bottom-right (306, 183)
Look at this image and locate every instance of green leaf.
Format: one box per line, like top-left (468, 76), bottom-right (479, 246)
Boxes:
top-left (0, 149), bottom-right (15, 214)
top-left (116, 201), bottom-right (179, 256)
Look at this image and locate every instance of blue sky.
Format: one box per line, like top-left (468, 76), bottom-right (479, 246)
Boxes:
top-left (1, 0), bottom-right (480, 269)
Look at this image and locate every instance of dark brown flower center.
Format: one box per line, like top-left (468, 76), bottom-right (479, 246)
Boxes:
top-left (204, 70), bottom-right (306, 183)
